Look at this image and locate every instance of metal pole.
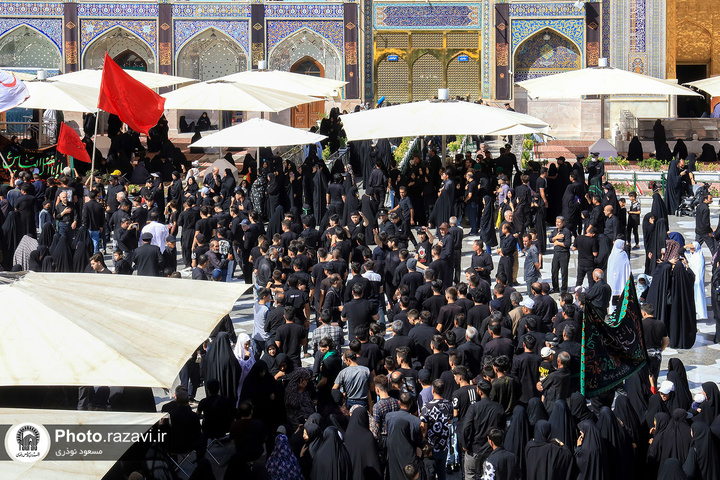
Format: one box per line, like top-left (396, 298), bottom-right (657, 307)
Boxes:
top-left (441, 134), bottom-right (446, 166)
top-left (599, 95), bottom-right (606, 140)
top-left (633, 171), bottom-right (637, 192)
top-left (38, 109), bottom-right (44, 148)
top-left (89, 111), bottom-right (99, 188)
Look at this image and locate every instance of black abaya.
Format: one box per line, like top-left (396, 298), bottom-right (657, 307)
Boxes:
top-left (667, 359), bottom-right (693, 411)
top-left (524, 420), bottom-right (574, 480)
top-left (651, 192), bottom-right (670, 227)
top-left (668, 262), bottom-right (697, 349)
top-left (627, 136), bottom-right (644, 162)
top-left (665, 159), bottom-right (683, 215)
top-left (644, 394), bottom-right (670, 431)
top-left (361, 193), bottom-right (379, 244)
top-left (673, 140), bottom-right (688, 160)
top-left (597, 406), bottom-right (635, 479)
top-left (646, 261), bottom-right (672, 325)
top-left (568, 392), bottom-right (597, 424)
top-left (696, 382), bottom-right (720, 425)
top-left (548, 399), bottom-right (576, 447)
top-left (266, 206), bottom-right (285, 239)
top-left (311, 427), bottom-right (353, 480)
top-left (312, 168), bottom-right (329, 221)
top-left (345, 407), bottom-right (382, 480)
top-left (659, 458), bottom-right (689, 480)
top-left (203, 332), bottom-right (241, 405)
top-left (575, 420), bottom-right (610, 480)
top-left (648, 409), bottom-right (692, 470)
top-left (49, 235), bottom-right (74, 273)
top-left (480, 195), bottom-right (498, 248)
top-left (642, 214), bottom-right (657, 275)
top-left (428, 178), bottom-right (454, 228)
top-left (504, 405), bottom-right (531, 478)
top-left (623, 365), bottom-right (651, 421)
top-left (526, 397), bottom-right (549, 427)
top-left (683, 421), bottom-right (720, 480)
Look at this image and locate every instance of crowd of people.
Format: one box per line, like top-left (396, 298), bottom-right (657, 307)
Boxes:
top-left (1, 111), bottom-right (720, 480)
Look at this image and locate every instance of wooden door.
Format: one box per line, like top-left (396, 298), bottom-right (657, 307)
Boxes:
top-left (291, 57), bottom-right (325, 129)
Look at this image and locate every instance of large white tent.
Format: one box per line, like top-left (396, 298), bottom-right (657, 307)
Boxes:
top-left (339, 99), bottom-right (549, 141)
top-left (219, 69), bottom-right (346, 97)
top-left (190, 118), bottom-right (326, 148)
top-left (0, 272), bottom-right (240, 388)
top-left (20, 80), bottom-right (99, 112)
top-left (516, 65), bottom-right (701, 99)
top-left (53, 69), bottom-right (195, 89)
top-left (161, 80), bottom-right (317, 112)
top-left (0, 409), bottom-right (163, 480)
top-left (685, 76), bottom-right (720, 97)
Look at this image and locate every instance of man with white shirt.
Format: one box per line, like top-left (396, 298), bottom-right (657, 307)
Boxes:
top-left (141, 211), bottom-right (169, 253)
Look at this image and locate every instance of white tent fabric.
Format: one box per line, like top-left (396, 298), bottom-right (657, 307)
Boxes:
top-left (20, 80), bottom-right (99, 112)
top-left (0, 272), bottom-right (240, 387)
top-left (199, 158), bottom-right (239, 182)
top-left (339, 100), bottom-right (549, 141)
top-left (0, 409), bottom-right (163, 480)
top-left (219, 70), bottom-right (346, 97)
top-left (588, 138), bottom-right (618, 159)
top-left (517, 66), bottom-right (701, 99)
top-left (54, 69), bottom-right (195, 89)
top-left (190, 118), bottom-right (327, 148)
top-left (162, 80), bottom-right (317, 112)
top-left (685, 77), bottom-right (720, 97)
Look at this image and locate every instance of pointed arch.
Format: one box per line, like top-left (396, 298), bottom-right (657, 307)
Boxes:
top-left (82, 26), bottom-right (155, 71)
top-left (447, 52), bottom-right (480, 101)
top-left (376, 54), bottom-right (409, 104)
top-left (513, 28), bottom-right (581, 82)
top-left (0, 24), bottom-right (61, 69)
top-left (268, 27), bottom-right (343, 82)
top-left (176, 27), bottom-right (248, 80)
top-left (412, 53), bottom-right (443, 101)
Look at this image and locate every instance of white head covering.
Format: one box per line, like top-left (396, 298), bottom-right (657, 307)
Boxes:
top-left (234, 333), bottom-right (256, 393)
top-left (688, 241), bottom-right (708, 319)
top-left (607, 239), bottom-right (631, 296)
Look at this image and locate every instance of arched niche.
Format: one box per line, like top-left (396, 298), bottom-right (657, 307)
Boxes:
top-left (177, 28), bottom-right (248, 81)
top-left (268, 28), bottom-right (342, 82)
top-left (0, 25), bottom-right (61, 69)
top-left (376, 54), bottom-right (409, 104)
top-left (83, 26), bottom-right (155, 72)
top-left (513, 28), bottom-right (581, 82)
top-left (412, 53), bottom-right (443, 101)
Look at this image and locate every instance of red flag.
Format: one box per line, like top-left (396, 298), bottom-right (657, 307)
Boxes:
top-left (97, 53), bottom-right (165, 135)
top-left (57, 122), bottom-right (91, 163)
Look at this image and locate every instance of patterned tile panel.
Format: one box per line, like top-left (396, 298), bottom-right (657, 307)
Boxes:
top-left (0, 2), bottom-right (64, 16)
top-left (0, 18), bottom-right (63, 53)
top-left (508, 3), bottom-right (585, 17)
top-left (172, 3), bottom-right (250, 17)
top-left (77, 3), bottom-right (159, 17)
top-left (265, 4), bottom-right (344, 19)
top-left (481, 0), bottom-right (490, 98)
top-left (80, 19), bottom-right (157, 52)
top-left (266, 20), bottom-right (343, 53)
top-left (511, 18), bottom-right (584, 54)
top-left (630, 0), bottom-right (646, 53)
top-left (374, 3), bottom-right (480, 29)
top-left (602, 0), bottom-right (610, 60)
top-left (174, 19), bottom-right (249, 55)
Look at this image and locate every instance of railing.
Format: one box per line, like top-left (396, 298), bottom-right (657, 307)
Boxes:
top-left (620, 110), bottom-right (638, 139)
top-left (280, 144), bottom-right (305, 168)
top-left (0, 120), bottom-right (57, 147)
top-left (325, 146), bottom-right (349, 169)
top-left (399, 136), bottom-right (421, 173)
top-left (605, 169), bottom-right (720, 196)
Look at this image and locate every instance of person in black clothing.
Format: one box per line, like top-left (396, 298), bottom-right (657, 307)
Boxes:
top-left (627, 191), bottom-right (641, 249)
top-left (133, 232), bottom-right (164, 276)
top-left (112, 249), bottom-right (133, 275)
top-left (537, 351), bottom-right (571, 415)
top-left (482, 427), bottom-right (519, 480)
top-left (422, 280), bottom-right (447, 321)
top-left (641, 303), bottom-right (669, 389)
top-left (342, 282), bottom-right (377, 339)
top-left (409, 310), bottom-right (437, 364)
top-left (695, 192), bottom-right (716, 255)
top-left (471, 239), bottom-right (493, 283)
top-left (178, 197), bottom-right (201, 267)
top-left (82, 189), bottom-right (105, 253)
top-left (586, 269), bottom-right (612, 319)
top-left (511, 334), bottom-right (541, 404)
top-left (275, 307), bottom-right (306, 367)
top-left (573, 227), bottom-right (598, 287)
top-left (462, 379), bottom-right (505, 478)
top-left (423, 335), bottom-right (450, 381)
top-left (485, 322), bottom-right (515, 360)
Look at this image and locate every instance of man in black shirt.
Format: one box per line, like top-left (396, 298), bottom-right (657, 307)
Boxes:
top-left (133, 232), bottom-right (164, 276)
top-left (641, 303), bottom-right (669, 389)
top-left (573, 227), bottom-right (598, 287)
top-left (537, 351), bottom-right (571, 414)
top-left (603, 205), bottom-right (618, 241)
top-left (586, 269), bottom-right (612, 319)
top-left (549, 216), bottom-right (572, 294)
top-left (275, 307), bottom-right (306, 367)
top-left (342, 283), bottom-right (377, 339)
top-left (471, 240), bottom-right (493, 283)
top-left (409, 310), bottom-right (437, 364)
top-left (695, 192), bottom-right (716, 255)
top-left (82, 189), bottom-right (105, 253)
top-left (422, 280), bottom-right (447, 321)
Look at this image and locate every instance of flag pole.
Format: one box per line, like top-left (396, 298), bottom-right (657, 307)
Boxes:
top-left (89, 111), bottom-right (99, 188)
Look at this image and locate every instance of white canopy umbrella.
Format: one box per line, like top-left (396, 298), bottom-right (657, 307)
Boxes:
top-left (20, 80), bottom-right (99, 112)
top-left (54, 68), bottom-right (195, 89)
top-left (339, 99), bottom-right (549, 141)
top-left (1, 409), bottom-right (163, 480)
top-left (162, 80), bottom-right (318, 112)
top-left (219, 70), bottom-right (346, 97)
top-left (684, 77), bottom-right (720, 97)
top-left (516, 60), bottom-right (702, 138)
top-left (191, 118), bottom-right (327, 148)
top-left (0, 272), bottom-right (240, 387)
top-left (516, 66), bottom-right (700, 99)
